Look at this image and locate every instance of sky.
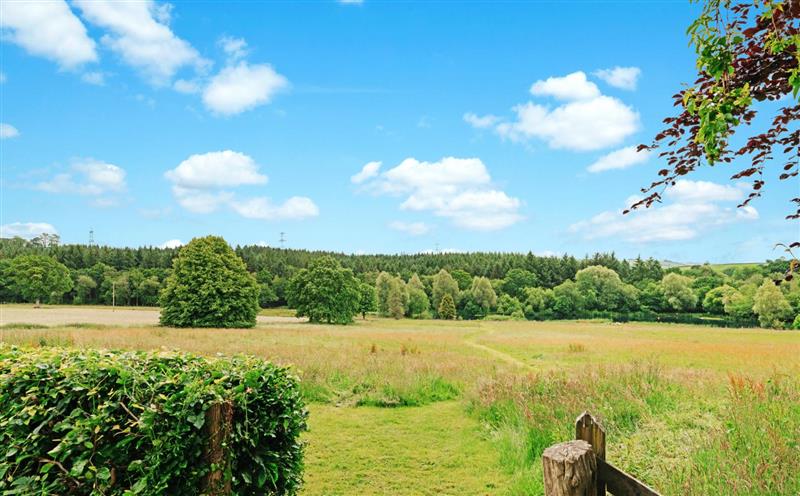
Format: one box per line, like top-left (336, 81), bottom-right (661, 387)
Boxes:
top-left (1, 0), bottom-right (796, 263)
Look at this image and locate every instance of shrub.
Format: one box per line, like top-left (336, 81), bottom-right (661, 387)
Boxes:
top-left (0, 345), bottom-right (307, 495)
top-left (160, 236), bottom-right (259, 328)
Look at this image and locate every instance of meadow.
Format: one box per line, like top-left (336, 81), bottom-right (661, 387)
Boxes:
top-left (1, 305), bottom-right (799, 495)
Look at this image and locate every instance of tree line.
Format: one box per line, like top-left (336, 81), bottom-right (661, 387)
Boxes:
top-left (1, 236), bottom-right (795, 329)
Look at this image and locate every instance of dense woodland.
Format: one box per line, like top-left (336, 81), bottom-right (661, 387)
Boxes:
top-left (0, 236), bottom-right (796, 329)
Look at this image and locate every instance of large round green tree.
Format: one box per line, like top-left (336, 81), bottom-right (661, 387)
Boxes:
top-left (159, 236), bottom-right (259, 328)
top-left (8, 255), bottom-right (72, 306)
top-left (286, 256), bottom-right (360, 324)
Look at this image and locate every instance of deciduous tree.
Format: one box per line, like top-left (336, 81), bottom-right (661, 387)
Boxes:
top-left (160, 236), bottom-right (259, 328)
top-left (8, 255), bottom-right (72, 306)
top-left (753, 280), bottom-right (794, 328)
top-left (287, 256), bottom-right (360, 325)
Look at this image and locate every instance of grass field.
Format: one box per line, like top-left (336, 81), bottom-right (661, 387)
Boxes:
top-left (1, 305), bottom-right (799, 495)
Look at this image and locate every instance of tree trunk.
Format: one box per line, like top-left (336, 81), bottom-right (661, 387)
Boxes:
top-left (542, 440), bottom-right (597, 496)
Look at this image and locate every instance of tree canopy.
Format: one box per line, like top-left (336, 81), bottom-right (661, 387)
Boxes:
top-left (287, 256), bottom-right (360, 324)
top-left (7, 255), bottom-right (72, 305)
top-left (159, 236), bottom-right (259, 328)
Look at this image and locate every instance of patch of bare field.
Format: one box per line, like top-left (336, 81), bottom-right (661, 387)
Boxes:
top-left (0, 304), bottom-right (303, 327)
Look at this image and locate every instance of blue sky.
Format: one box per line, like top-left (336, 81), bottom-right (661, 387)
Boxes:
top-left (1, 0), bottom-right (796, 262)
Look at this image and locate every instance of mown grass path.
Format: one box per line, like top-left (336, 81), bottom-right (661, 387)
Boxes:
top-left (303, 401), bottom-right (509, 495)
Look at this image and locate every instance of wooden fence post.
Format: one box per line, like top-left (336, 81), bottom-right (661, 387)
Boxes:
top-left (575, 411), bottom-right (606, 496)
top-left (202, 401), bottom-right (233, 495)
top-left (542, 440), bottom-right (597, 496)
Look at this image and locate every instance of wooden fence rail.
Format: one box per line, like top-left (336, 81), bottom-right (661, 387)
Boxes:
top-left (543, 412), bottom-right (661, 496)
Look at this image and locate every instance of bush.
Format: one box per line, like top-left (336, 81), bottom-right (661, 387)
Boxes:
top-left (160, 236), bottom-right (259, 328)
top-left (0, 345), bottom-right (307, 495)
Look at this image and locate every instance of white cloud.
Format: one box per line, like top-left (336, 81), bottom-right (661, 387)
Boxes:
top-left (219, 36), bottom-right (248, 61)
top-left (587, 146), bottom-right (650, 173)
top-left (73, 0), bottom-right (205, 84)
top-left (356, 156), bottom-right (523, 231)
top-left (0, 72), bottom-right (6, 83)
top-left (165, 150), bottom-right (268, 189)
top-left (171, 187), bottom-right (233, 214)
top-left (0, 0), bottom-right (97, 69)
top-left (0, 123), bottom-right (20, 139)
top-left (665, 180), bottom-right (743, 203)
top-left (1, 222), bottom-right (58, 240)
top-left (529, 71), bottom-right (600, 101)
top-left (495, 96), bottom-right (639, 151)
top-left (463, 112), bottom-right (500, 129)
top-left (37, 159), bottom-right (126, 197)
top-left (160, 239), bottom-right (183, 249)
top-left (81, 71), bottom-right (105, 85)
top-left (389, 221), bottom-right (430, 236)
top-left (202, 62), bottom-right (288, 115)
top-left (472, 71), bottom-right (640, 151)
top-left (166, 150), bottom-right (317, 220)
top-left (569, 179), bottom-right (757, 243)
top-left (339, 0), bottom-right (364, 4)
top-left (351, 161), bottom-right (381, 184)
top-left (230, 196), bottom-right (319, 220)
top-left (594, 67), bottom-right (641, 91)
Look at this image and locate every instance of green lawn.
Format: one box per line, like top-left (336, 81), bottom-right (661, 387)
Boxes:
top-left (305, 402), bottom-right (508, 495)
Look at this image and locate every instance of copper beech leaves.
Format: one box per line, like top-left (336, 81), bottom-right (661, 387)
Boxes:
top-left (633, 0), bottom-right (799, 275)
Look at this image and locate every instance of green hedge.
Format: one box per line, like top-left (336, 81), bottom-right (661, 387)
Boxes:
top-left (0, 346), bottom-right (307, 495)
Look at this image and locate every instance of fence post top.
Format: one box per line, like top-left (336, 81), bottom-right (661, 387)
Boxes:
top-left (575, 411), bottom-right (604, 431)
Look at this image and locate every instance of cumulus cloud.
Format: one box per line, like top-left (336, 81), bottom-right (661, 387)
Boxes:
top-left (1, 222), bottom-right (58, 240)
top-left (569, 180), bottom-right (758, 243)
top-left (166, 150), bottom-right (318, 220)
top-left (356, 157), bottom-right (523, 231)
top-left (496, 95), bottom-right (639, 151)
top-left (351, 161), bottom-right (381, 184)
top-left (665, 180), bottom-right (743, 203)
top-left (203, 62), bottom-right (288, 115)
top-left (37, 159), bottom-right (126, 199)
top-left (529, 71), bottom-right (600, 100)
top-left (0, 123), bottom-right (20, 139)
top-left (587, 146), bottom-right (650, 173)
top-left (165, 150), bottom-right (267, 189)
top-left (389, 221), bottom-right (430, 236)
top-left (594, 67), bottom-right (641, 90)
top-left (471, 71), bottom-right (640, 151)
top-left (73, 0), bottom-right (206, 84)
top-left (230, 196), bottom-right (319, 220)
top-left (463, 113), bottom-right (500, 129)
top-left (0, 0), bottom-right (97, 69)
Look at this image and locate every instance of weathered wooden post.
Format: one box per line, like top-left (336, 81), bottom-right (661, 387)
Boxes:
top-left (202, 401), bottom-right (233, 495)
top-left (542, 440), bottom-right (597, 496)
top-left (575, 411), bottom-right (606, 496)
